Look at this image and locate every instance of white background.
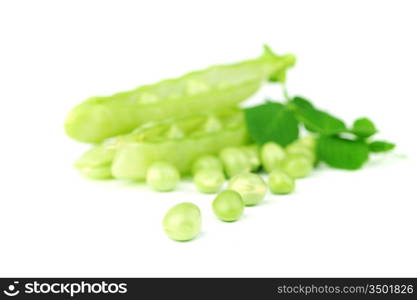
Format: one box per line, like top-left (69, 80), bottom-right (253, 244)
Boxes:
top-left (0, 0), bottom-right (416, 277)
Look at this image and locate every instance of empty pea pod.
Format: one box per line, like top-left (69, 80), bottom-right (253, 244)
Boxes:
top-left (65, 46), bottom-right (296, 143)
top-left (111, 108), bottom-right (250, 181)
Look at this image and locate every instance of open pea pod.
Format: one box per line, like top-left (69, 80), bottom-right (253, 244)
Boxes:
top-left (111, 108), bottom-right (250, 181)
top-left (65, 46), bottom-right (295, 143)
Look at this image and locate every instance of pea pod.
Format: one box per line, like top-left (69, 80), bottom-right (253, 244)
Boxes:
top-left (65, 46), bottom-right (295, 143)
top-left (112, 108), bottom-right (250, 181)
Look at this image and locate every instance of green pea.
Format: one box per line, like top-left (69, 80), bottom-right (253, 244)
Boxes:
top-left (228, 173), bottom-right (267, 206)
top-left (166, 125), bottom-right (185, 139)
top-left (212, 190), bottom-right (244, 222)
top-left (260, 142), bottom-right (286, 173)
top-left (203, 116), bottom-right (222, 133)
top-left (193, 169), bottom-right (225, 194)
top-left (146, 161), bottom-right (180, 192)
top-left (191, 155), bottom-right (223, 175)
top-left (74, 139), bottom-right (118, 180)
top-left (241, 144), bottom-right (261, 171)
top-left (282, 154), bottom-right (313, 178)
top-left (111, 109), bottom-right (249, 181)
top-left (163, 202), bottom-right (201, 242)
top-left (286, 143), bottom-right (315, 163)
top-left (268, 170), bottom-right (295, 194)
top-left (220, 147), bottom-right (251, 178)
top-left (295, 135), bottom-right (316, 150)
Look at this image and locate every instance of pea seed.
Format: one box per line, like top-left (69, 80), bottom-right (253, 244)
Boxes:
top-left (282, 154), bottom-right (313, 178)
top-left (295, 135), bottom-right (316, 150)
top-left (146, 161), bottom-right (180, 192)
top-left (166, 125), bottom-right (185, 139)
top-left (228, 173), bottom-right (267, 206)
top-left (260, 142), bottom-right (286, 173)
top-left (194, 169), bottom-right (225, 194)
top-left (212, 190), bottom-right (244, 222)
top-left (241, 145), bottom-right (261, 171)
top-left (268, 170), bottom-right (295, 194)
top-left (191, 155), bottom-right (223, 175)
top-left (220, 147), bottom-right (251, 178)
top-left (163, 202), bottom-right (201, 242)
top-left (286, 143), bottom-right (315, 163)
top-left (203, 116), bottom-right (222, 133)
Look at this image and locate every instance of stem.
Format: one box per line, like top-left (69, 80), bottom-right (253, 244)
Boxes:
top-left (282, 83), bottom-right (290, 103)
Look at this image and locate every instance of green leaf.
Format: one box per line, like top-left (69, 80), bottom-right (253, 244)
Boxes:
top-left (369, 141), bottom-right (395, 153)
top-left (244, 101), bottom-right (299, 146)
top-left (317, 136), bottom-right (369, 170)
top-left (290, 97), bottom-right (347, 135)
top-left (290, 96), bottom-right (315, 109)
top-left (351, 117), bottom-right (377, 138)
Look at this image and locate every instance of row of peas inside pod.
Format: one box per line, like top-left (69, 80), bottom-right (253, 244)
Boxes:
top-left (161, 136), bottom-right (317, 242)
top-left (74, 108), bottom-right (249, 181)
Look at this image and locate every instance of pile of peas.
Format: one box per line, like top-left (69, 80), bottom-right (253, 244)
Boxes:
top-left (157, 136), bottom-right (316, 242)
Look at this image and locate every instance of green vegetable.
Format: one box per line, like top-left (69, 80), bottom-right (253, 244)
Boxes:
top-left (74, 139), bottom-right (118, 179)
top-left (146, 161), bottom-right (180, 192)
top-left (212, 190), bottom-right (244, 222)
top-left (268, 170), bottom-right (295, 194)
top-left (191, 155), bottom-right (223, 175)
top-left (112, 108), bottom-right (250, 181)
top-left (219, 147), bottom-right (252, 178)
top-left (260, 142), bottom-right (286, 173)
top-left (291, 135), bottom-right (316, 151)
top-left (163, 202), bottom-right (201, 242)
top-left (193, 169), bottom-right (225, 194)
top-left (263, 45), bottom-right (291, 83)
top-left (65, 46), bottom-right (296, 143)
top-left (285, 143), bottom-right (315, 163)
top-left (369, 140), bottom-right (395, 153)
top-left (351, 117), bottom-right (377, 138)
top-left (244, 101), bottom-right (299, 146)
top-left (289, 97), bottom-right (347, 135)
top-left (228, 173), bottom-right (267, 206)
top-left (166, 124), bottom-right (185, 139)
top-left (317, 136), bottom-right (369, 170)
top-left (241, 144), bottom-right (261, 171)
top-left (282, 154), bottom-right (313, 178)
